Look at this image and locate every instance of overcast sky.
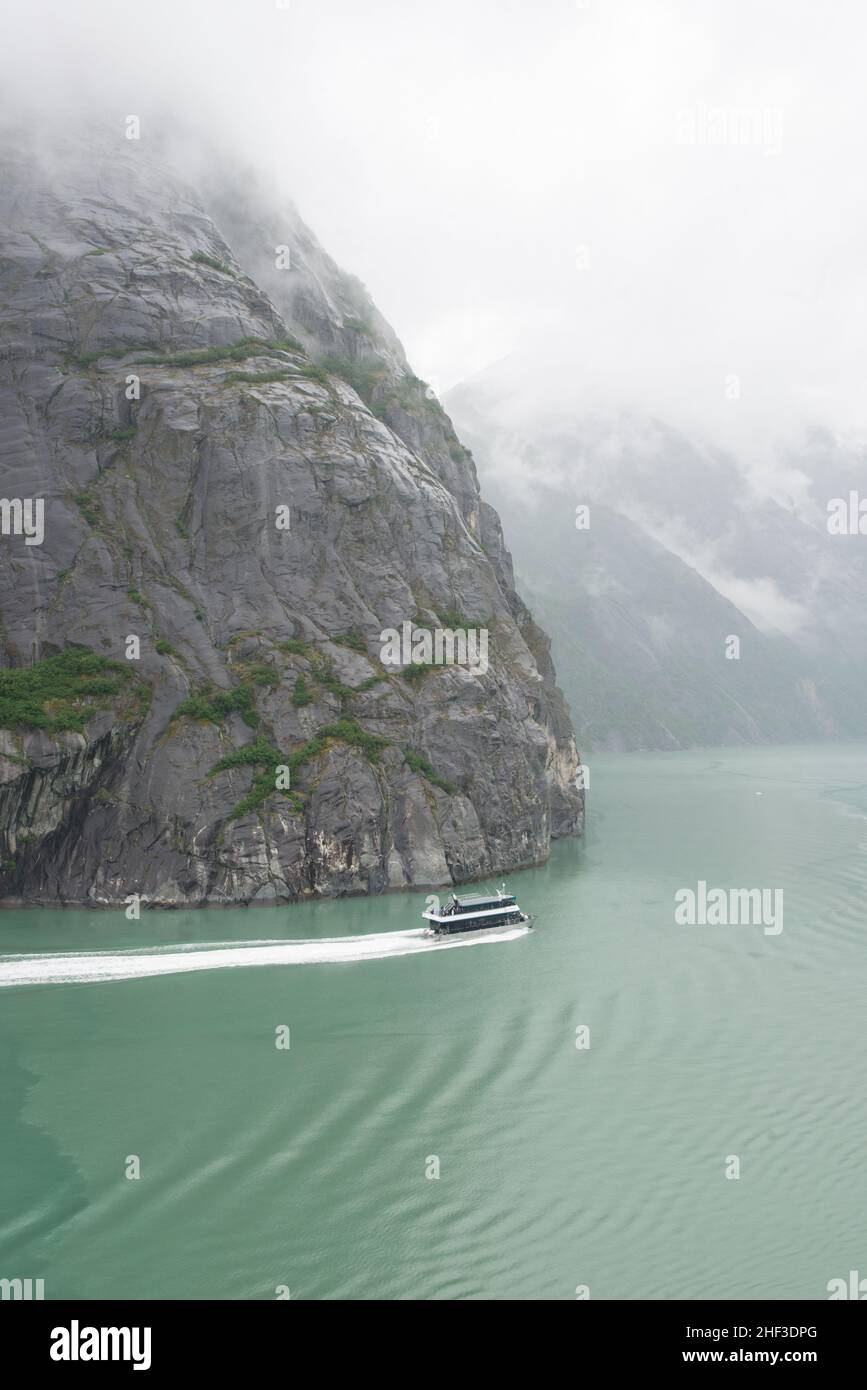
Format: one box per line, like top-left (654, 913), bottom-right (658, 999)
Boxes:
top-left (3, 0), bottom-right (867, 442)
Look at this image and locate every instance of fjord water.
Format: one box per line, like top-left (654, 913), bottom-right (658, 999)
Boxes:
top-left (2, 745), bottom-right (866, 1301)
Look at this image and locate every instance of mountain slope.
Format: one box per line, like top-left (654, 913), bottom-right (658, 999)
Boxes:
top-left (448, 361), bottom-right (867, 751)
top-left (0, 130), bottom-right (582, 906)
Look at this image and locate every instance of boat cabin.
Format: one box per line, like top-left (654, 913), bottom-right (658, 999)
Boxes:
top-left (442, 892), bottom-right (516, 916)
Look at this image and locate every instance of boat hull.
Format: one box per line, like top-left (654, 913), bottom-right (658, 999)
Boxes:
top-left (429, 911), bottom-right (530, 936)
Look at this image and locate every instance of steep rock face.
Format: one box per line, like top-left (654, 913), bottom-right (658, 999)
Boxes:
top-left (0, 130), bottom-right (582, 906)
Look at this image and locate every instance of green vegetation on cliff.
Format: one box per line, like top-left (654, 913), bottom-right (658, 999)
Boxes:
top-left (174, 683), bottom-right (259, 728)
top-left (403, 749), bottom-right (456, 795)
top-left (208, 718), bottom-right (389, 820)
top-left (134, 336), bottom-right (305, 368)
top-left (190, 250), bottom-right (235, 276)
top-left (0, 648), bottom-right (133, 733)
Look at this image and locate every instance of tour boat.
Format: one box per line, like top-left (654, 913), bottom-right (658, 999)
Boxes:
top-left (422, 886), bottom-right (533, 936)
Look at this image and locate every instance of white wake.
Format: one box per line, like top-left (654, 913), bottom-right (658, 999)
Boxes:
top-left (0, 923), bottom-right (530, 987)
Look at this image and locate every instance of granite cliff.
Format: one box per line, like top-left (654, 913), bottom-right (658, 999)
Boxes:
top-left (0, 130), bottom-right (582, 906)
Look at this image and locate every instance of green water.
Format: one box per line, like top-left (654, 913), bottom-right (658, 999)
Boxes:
top-left (2, 745), bottom-right (866, 1300)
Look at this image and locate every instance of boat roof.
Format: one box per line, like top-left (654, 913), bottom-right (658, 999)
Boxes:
top-left (453, 892), bottom-right (515, 906)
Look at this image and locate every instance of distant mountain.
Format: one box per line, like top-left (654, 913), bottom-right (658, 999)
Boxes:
top-left (447, 360), bottom-right (867, 751)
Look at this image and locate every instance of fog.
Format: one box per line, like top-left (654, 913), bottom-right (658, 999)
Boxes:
top-left (2, 0), bottom-right (867, 449)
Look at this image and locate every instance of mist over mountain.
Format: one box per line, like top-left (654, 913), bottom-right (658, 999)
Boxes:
top-left (4, 0), bottom-right (867, 1316)
top-left (0, 129), bottom-right (581, 904)
top-left (1, 0), bottom-right (867, 881)
top-left (448, 358), bottom-right (867, 750)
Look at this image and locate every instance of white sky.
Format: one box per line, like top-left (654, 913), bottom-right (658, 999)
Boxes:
top-left (3, 0), bottom-right (867, 436)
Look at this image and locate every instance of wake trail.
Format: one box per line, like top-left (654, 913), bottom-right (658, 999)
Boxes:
top-left (0, 924), bottom-right (530, 987)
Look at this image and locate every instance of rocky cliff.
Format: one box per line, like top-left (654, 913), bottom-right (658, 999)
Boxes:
top-left (0, 129), bottom-right (582, 906)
